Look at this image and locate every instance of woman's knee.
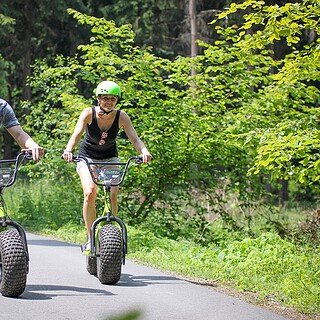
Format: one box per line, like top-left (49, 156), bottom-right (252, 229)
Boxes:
top-left (83, 187), bottom-right (97, 202)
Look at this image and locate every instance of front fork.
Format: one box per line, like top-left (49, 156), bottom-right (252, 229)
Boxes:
top-left (0, 195), bottom-right (30, 271)
top-left (90, 214), bottom-right (128, 264)
top-left (0, 217), bottom-right (30, 272)
top-left (90, 184), bottom-right (128, 264)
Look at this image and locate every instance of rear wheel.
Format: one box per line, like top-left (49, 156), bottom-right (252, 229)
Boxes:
top-left (86, 256), bottom-right (97, 275)
top-left (0, 229), bottom-right (28, 297)
top-left (97, 224), bottom-right (122, 285)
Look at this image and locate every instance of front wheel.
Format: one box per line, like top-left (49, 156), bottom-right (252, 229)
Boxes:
top-left (0, 229), bottom-right (28, 297)
top-left (97, 224), bottom-right (122, 285)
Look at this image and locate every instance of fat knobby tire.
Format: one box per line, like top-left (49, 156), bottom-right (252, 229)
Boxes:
top-left (86, 256), bottom-right (97, 275)
top-left (97, 224), bottom-right (122, 285)
top-left (0, 229), bottom-right (28, 297)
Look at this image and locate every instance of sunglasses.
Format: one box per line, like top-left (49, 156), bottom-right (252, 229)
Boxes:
top-left (99, 131), bottom-right (108, 145)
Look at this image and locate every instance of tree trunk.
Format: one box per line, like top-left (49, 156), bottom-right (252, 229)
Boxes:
top-left (189, 0), bottom-right (198, 58)
top-left (3, 131), bottom-right (14, 159)
top-left (189, 0), bottom-right (197, 76)
top-left (279, 179), bottom-right (289, 206)
top-left (21, 1), bottom-right (34, 101)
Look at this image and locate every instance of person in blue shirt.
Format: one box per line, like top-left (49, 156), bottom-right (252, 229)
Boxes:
top-left (0, 98), bottom-right (44, 161)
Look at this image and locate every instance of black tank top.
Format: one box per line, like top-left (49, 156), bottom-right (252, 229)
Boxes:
top-left (79, 107), bottom-right (121, 159)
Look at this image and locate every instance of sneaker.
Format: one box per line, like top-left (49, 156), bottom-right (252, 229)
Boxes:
top-left (81, 241), bottom-right (91, 256)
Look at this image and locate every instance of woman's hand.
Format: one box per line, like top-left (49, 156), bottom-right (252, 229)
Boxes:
top-left (141, 148), bottom-right (152, 163)
top-left (62, 150), bottom-right (73, 162)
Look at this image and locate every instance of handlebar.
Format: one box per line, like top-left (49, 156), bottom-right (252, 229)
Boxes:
top-left (0, 151), bottom-right (33, 188)
top-left (72, 155), bottom-right (143, 187)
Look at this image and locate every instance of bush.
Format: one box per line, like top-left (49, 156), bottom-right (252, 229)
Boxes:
top-left (4, 179), bottom-right (83, 230)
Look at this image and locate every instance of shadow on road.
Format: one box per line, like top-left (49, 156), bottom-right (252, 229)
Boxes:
top-left (21, 284), bottom-right (114, 300)
top-left (118, 273), bottom-right (183, 287)
top-left (27, 239), bottom-right (79, 247)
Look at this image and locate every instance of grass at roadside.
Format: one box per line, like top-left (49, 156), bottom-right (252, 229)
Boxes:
top-left (128, 227), bottom-right (319, 316)
top-left (31, 223), bottom-right (319, 317)
top-left (4, 180), bottom-right (319, 317)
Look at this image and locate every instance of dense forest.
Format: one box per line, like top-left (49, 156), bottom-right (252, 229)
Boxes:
top-left (1, 0), bottom-right (319, 201)
top-left (1, 0), bottom-right (319, 314)
top-left (0, 0), bottom-right (223, 157)
top-left (1, 0), bottom-right (319, 232)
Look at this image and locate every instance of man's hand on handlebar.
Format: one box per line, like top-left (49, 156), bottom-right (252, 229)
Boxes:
top-left (21, 147), bottom-right (44, 162)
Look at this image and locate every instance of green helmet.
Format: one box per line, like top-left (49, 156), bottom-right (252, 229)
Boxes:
top-left (95, 81), bottom-right (121, 98)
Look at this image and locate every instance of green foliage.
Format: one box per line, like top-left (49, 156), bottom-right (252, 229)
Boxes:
top-left (97, 0), bottom-right (189, 57)
top-left (24, 10), bottom-right (211, 224)
top-left (210, 0), bottom-right (320, 190)
top-left (251, 125), bottom-right (320, 184)
top-left (5, 179), bottom-right (83, 230)
top-left (2, 2), bottom-right (318, 315)
top-left (129, 228), bottom-right (320, 314)
top-left (0, 13), bottom-right (15, 98)
top-left (0, 13), bottom-right (15, 35)
top-left (24, 1), bottom-right (319, 235)
top-left (0, 55), bottom-right (10, 98)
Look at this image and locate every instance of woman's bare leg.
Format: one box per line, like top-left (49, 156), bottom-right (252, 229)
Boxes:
top-left (78, 165), bottom-right (97, 240)
top-left (110, 186), bottom-right (119, 216)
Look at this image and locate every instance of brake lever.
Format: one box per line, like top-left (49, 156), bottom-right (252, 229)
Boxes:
top-left (24, 152), bottom-right (33, 161)
top-left (20, 150), bottom-right (33, 161)
top-left (135, 156), bottom-right (143, 164)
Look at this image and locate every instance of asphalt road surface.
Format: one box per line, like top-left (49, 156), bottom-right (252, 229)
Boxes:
top-left (0, 233), bottom-right (289, 320)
